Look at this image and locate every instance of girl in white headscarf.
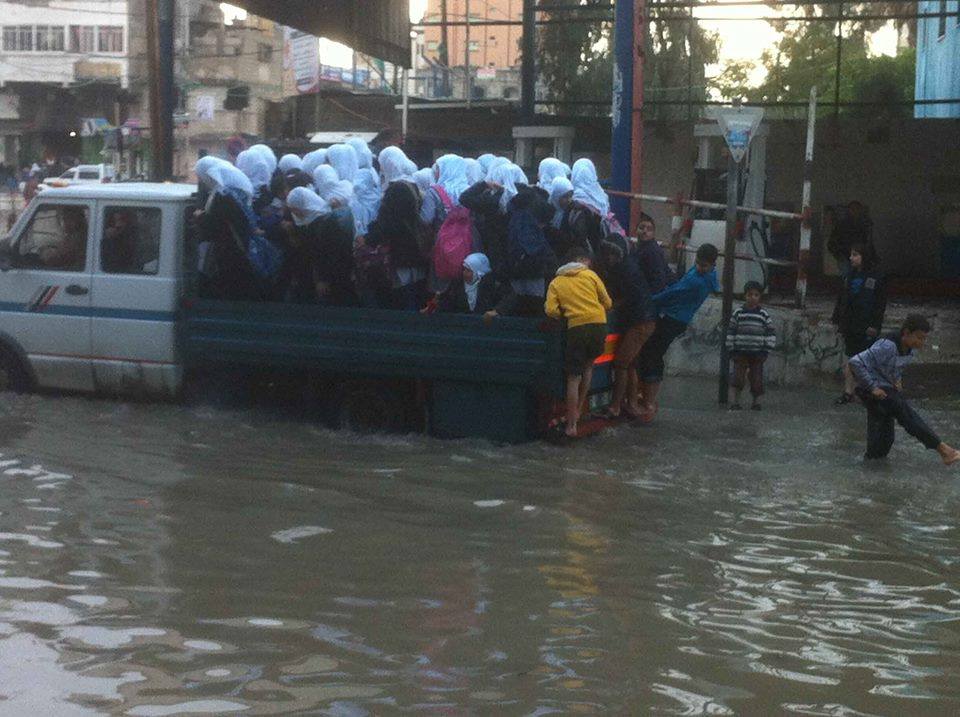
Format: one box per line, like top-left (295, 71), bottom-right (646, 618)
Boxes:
top-left (437, 252), bottom-right (499, 314)
top-left (248, 144), bottom-right (278, 175)
top-left (485, 156), bottom-right (511, 179)
top-left (538, 157), bottom-right (571, 192)
top-left (464, 158), bottom-right (485, 186)
top-left (195, 156), bottom-right (254, 199)
top-left (378, 146), bottom-right (413, 188)
top-left (286, 187), bottom-right (356, 306)
top-left (432, 154), bottom-right (470, 205)
top-left (477, 154), bottom-right (496, 174)
top-left (286, 186), bottom-right (331, 227)
top-left (488, 163), bottom-right (530, 214)
top-left (412, 168), bottom-right (433, 195)
top-left (571, 158), bottom-right (610, 215)
top-left (353, 169), bottom-right (380, 237)
top-left (301, 149), bottom-right (327, 177)
top-left (236, 150), bottom-right (272, 192)
top-left (549, 176), bottom-right (574, 228)
top-left (313, 165), bottom-right (340, 199)
top-left (278, 153), bottom-right (303, 174)
top-left (347, 138), bottom-right (374, 170)
top-left (327, 144), bottom-right (359, 183)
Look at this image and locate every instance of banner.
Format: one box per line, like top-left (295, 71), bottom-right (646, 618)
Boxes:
top-left (283, 27), bottom-right (320, 95)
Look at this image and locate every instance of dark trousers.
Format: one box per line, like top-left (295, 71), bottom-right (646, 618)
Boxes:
top-left (857, 389), bottom-right (942, 459)
top-left (637, 316), bottom-right (688, 384)
top-left (731, 354), bottom-right (766, 397)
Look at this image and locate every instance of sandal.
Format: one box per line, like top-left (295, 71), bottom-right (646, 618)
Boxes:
top-left (834, 392), bottom-right (855, 406)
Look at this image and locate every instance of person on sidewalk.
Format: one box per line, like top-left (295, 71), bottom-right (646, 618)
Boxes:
top-left (849, 314), bottom-right (960, 465)
top-left (725, 281), bottom-right (777, 411)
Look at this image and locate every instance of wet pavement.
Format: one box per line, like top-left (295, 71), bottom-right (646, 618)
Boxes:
top-left (1, 380), bottom-right (959, 714)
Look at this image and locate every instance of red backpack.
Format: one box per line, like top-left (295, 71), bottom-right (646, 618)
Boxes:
top-left (431, 186), bottom-right (474, 281)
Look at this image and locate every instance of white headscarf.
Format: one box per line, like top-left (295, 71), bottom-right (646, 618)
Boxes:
top-left (464, 158), bottom-right (484, 185)
top-left (319, 179), bottom-right (355, 206)
top-left (286, 186), bottom-right (331, 227)
top-left (433, 154), bottom-right (470, 204)
top-left (313, 165), bottom-right (340, 198)
top-left (301, 149), bottom-right (327, 176)
top-left (571, 158), bottom-right (609, 215)
top-left (195, 156), bottom-right (254, 198)
top-left (236, 150), bottom-right (272, 191)
top-left (463, 252), bottom-right (492, 311)
top-left (353, 168), bottom-right (380, 235)
top-left (485, 157), bottom-right (511, 179)
top-left (477, 154), bottom-right (496, 173)
top-left (248, 144), bottom-right (277, 174)
top-left (378, 146), bottom-right (412, 187)
top-left (403, 158), bottom-right (418, 178)
top-left (488, 163), bottom-right (528, 213)
top-left (538, 157), bottom-right (571, 191)
top-left (549, 176), bottom-right (574, 229)
top-left (327, 144), bottom-right (359, 183)
top-left (278, 153), bottom-right (303, 174)
top-left (347, 138), bottom-right (374, 170)
top-left (412, 168), bottom-right (434, 194)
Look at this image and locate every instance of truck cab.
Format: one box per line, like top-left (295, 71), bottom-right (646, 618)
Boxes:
top-left (0, 183), bottom-right (196, 395)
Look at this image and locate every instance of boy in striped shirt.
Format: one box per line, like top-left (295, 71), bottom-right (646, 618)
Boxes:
top-left (726, 281), bottom-right (777, 410)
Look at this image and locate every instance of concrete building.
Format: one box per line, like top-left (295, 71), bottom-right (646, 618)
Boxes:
top-left (914, 0), bottom-right (960, 118)
top-left (0, 0), bottom-right (147, 170)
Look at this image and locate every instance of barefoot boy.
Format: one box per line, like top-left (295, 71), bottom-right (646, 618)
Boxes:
top-left (849, 314), bottom-right (960, 465)
top-left (545, 251), bottom-right (613, 438)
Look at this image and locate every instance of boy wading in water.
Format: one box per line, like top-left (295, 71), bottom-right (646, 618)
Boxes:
top-left (545, 252), bottom-right (613, 438)
top-left (849, 314), bottom-right (960, 465)
top-left (725, 281), bottom-right (776, 411)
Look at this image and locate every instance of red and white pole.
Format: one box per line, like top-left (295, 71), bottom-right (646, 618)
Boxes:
top-left (796, 87), bottom-right (818, 308)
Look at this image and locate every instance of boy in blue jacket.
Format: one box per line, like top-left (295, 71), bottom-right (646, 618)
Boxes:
top-left (636, 243), bottom-right (719, 422)
top-left (849, 314), bottom-right (959, 465)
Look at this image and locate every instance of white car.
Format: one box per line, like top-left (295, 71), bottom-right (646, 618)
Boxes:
top-left (40, 164), bottom-right (115, 190)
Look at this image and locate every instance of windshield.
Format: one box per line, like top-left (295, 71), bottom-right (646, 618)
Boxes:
top-left (59, 170), bottom-right (74, 179)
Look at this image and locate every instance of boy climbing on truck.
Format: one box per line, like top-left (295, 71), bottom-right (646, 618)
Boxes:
top-left (849, 314), bottom-right (960, 465)
top-left (545, 251), bottom-right (613, 438)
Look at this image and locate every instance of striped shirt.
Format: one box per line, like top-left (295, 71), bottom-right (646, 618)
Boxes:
top-left (726, 305), bottom-right (776, 355)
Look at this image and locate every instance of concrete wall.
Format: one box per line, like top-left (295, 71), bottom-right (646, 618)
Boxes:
top-left (915, 0), bottom-right (960, 118)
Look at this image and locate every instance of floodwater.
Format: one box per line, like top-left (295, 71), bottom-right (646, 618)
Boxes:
top-left (1, 380), bottom-right (960, 715)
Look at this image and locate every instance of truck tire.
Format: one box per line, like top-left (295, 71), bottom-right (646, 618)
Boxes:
top-left (0, 348), bottom-right (31, 393)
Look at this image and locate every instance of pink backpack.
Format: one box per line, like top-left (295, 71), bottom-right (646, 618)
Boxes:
top-left (431, 186), bottom-right (474, 281)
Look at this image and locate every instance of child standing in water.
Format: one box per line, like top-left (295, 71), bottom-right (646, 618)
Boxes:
top-left (726, 281), bottom-right (777, 411)
top-left (849, 314), bottom-right (960, 465)
top-left (545, 251), bottom-right (613, 438)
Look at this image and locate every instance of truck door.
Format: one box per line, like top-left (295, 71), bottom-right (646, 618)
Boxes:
top-left (0, 201), bottom-right (94, 391)
top-left (90, 202), bottom-right (179, 395)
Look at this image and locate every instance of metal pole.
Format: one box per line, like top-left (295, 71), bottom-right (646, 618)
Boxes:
top-left (834, 1), bottom-right (842, 120)
top-left (718, 151), bottom-right (740, 405)
top-left (611, 0), bottom-right (634, 228)
top-left (631, 0), bottom-right (646, 233)
top-left (465, 0), bottom-right (472, 106)
top-left (401, 67), bottom-right (410, 140)
top-left (521, 0), bottom-right (536, 119)
top-left (146, 0), bottom-right (162, 180)
top-left (796, 86), bottom-right (818, 308)
top-left (440, 0), bottom-right (450, 97)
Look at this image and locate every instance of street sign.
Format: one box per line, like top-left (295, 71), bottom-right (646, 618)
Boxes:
top-left (709, 106), bottom-right (764, 164)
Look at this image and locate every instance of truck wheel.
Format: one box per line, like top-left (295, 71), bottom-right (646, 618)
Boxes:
top-left (0, 348), bottom-right (30, 393)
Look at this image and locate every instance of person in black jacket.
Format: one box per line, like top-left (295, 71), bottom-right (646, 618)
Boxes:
top-left (598, 235), bottom-right (651, 418)
top-left (459, 178), bottom-right (509, 279)
top-left (437, 252), bottom-right (501, 314)
top-left (833, 242), bottom-right (887, 405)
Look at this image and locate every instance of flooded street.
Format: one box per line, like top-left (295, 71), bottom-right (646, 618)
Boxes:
top-left (1, 381), bottom-right (960, 715)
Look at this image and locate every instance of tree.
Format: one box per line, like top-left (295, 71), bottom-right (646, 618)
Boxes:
top-left (536, 0), bottom-right (721, 118)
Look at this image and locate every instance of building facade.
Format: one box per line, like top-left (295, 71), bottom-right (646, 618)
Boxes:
top-left (914, 0), bottom-right (960, 118)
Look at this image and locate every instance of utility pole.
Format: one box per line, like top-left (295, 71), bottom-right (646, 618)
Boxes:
top-left (718, 149), bottom-right (740, 405)
top-left (440, 0), bottom-right (450, 97)
top-left (465, 0), bottom-right (472, 106)
top-left (520, 0), bottom-right (536, 119)
top-left (146, 0), bottom-right (175, 180)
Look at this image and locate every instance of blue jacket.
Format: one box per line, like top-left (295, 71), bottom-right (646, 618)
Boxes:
top-left (650, 266), bottom-right (718, 325)
top-left (849, 334), bottom-right (914, 391)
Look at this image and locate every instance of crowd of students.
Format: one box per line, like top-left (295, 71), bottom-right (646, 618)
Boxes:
top-left (189, 142), bottom-right (960, 460)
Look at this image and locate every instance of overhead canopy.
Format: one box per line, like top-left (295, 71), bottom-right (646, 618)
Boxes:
top-left (229, 0), bottom-right (411, 67)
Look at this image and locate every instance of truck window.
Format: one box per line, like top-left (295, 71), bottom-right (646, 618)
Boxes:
top-left (78, 170), bottom-right (100, 180)
top-left (15, 204), bottom-right (89, 272)
top-left (101, 206), bottom-right (161, 275)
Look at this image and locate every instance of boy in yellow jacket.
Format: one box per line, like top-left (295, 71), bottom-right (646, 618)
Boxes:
top-left (545, 251), bottom-right (613, 437)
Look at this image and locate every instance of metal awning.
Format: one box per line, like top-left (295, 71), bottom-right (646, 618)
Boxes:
top-left (308, 131), bottom-right (379, 145)
top-left (227, 0), bottom-right (411, 67)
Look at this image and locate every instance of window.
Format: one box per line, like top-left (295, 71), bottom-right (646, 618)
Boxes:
top-left (16, 205), bottom-right (89, 272)
top-left (2, 25), bottom-right (33, 51)
top-left (98, 25), bottom-right (123, 53)
top-left (78, 170), bottom-right (100, 180)
top-left (939, 0), bottom-right (948, 37)
top-left (101, 207), bottom-right (161, 275)
top-left (36, 26), bottom-right (65, 51)
top-left (469, 40), bottom-right (480, 52)
top-left (258, 43), bottom-right (273, 62)
top-left (69, 25), bottom-right (95, 53)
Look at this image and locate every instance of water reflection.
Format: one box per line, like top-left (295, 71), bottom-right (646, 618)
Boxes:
top-left (0, 384), bottom-right (957, 713)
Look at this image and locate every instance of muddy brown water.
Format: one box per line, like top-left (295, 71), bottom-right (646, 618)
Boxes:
top-left (1, 379), bottom-right (959, 715)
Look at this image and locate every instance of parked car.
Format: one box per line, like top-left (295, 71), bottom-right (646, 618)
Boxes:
top-left (40, 164), bottom-right (115, 190)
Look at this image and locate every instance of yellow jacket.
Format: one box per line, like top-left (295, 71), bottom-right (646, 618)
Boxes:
top-left (544, 263), bottom-right (612, 328)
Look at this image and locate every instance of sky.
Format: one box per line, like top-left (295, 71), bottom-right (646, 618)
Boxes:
top-left (223, 1), bottom-right (899, 81)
